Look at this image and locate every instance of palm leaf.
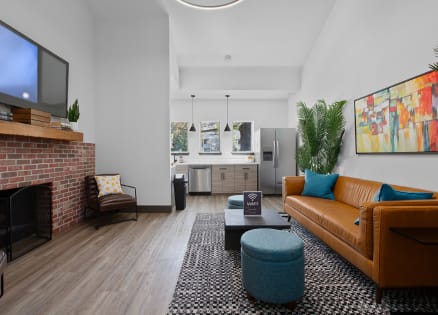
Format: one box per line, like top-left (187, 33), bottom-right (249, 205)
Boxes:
top-left (296, 99), bottom-right (346, 174)
top-left (430, 46), bottom-right (438, 71)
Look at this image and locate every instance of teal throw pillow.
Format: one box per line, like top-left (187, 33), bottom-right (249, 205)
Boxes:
top-left (355, 184), bottom-right (434, 225)
top-left (301, 169), bottom-right (339, 200)
top-left (374, 184), bottom-right (433, 201)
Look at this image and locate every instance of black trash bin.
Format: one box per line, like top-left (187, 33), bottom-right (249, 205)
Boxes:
top-left (173, 174), bottom-right (187, 210)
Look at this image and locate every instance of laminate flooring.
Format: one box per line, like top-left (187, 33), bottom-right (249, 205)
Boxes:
top-left (0, 195), bottom-right (283, 315)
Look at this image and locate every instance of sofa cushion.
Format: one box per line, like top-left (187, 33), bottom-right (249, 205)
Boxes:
top-left (375, 184), bottom-right (434, 201)
top-left (333, 176), bottom-right (382, 208)
top-left (302, 169), bottom-right (339, 200)
top-left (285, 195), bottom-right (362, 254)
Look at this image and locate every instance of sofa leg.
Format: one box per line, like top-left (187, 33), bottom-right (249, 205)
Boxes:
top-left (285, 301), bottom-right (297, 310)
top-left (246, 293), bottom-right (255, 302)
top-left (375, 285), bottom-right (382, 304)
top-left (1, 273), bottom-right (4, 297)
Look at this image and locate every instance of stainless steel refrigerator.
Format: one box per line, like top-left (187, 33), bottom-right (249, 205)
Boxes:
top-left (255, 128), bottom-right (296, 194)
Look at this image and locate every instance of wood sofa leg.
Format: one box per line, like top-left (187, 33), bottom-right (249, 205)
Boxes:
top-left (375, 285), bottom-right (382, 304)
top-left (285, 301), bottom-right (297, 310)
top-left (246, 293), bottom-right (255, 301)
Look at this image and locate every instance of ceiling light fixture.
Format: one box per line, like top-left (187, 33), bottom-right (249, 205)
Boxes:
top-left (189, 94), bottom-right (196, 132)
top-left (224, 94), bottom-right (231, 132)
top-left (176, 0), bottom-right (243, 10)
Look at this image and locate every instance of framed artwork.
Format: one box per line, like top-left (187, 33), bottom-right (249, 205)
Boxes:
top-left (354, 71), bottom-right (438, 153)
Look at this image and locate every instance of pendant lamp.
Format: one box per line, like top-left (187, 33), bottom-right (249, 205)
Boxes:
top-left (176, 0), bottom-right (243, 10)
top-left (189, 94), bottom-right (196, 132)
top-left (224, 94), bottom-right (231, 132)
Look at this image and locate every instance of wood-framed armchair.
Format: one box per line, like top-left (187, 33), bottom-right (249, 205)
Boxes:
top-left (85, 174), bottom-right (138, 229)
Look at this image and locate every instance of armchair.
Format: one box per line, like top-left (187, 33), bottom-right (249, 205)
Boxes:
top-left (85, 174), bottom-right (138, 229)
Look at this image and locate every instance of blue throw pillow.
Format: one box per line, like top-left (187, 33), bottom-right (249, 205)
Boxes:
top-left (375, 184), bottom-right (433, 201)
top-left (355, 184), bottom-right (434, 225)
top-left (301, 169), bottom-right (339, 200)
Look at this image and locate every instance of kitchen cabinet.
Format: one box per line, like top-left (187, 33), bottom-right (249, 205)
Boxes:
top-left (212, 165), bottom-right (235, 193)
top-left (235, 165), bottom-right (258, 193)
top-left (212, 164), bottom-right (258, 194)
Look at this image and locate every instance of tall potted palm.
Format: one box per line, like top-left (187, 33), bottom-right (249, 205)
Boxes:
top-left (296, 99), bottom-right (346, 174)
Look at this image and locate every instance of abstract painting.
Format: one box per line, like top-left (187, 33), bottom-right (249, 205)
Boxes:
top-left (355, 71), bottom-right (438, 153)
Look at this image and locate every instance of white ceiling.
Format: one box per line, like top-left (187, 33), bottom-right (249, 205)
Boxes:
top-left (163, 0), bottom-right (335, 67)
top-left (85, 0), bottom-right (336, 100)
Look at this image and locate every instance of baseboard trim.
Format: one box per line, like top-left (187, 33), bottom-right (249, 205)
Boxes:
top-left (137, 205), bottom-right (172, 213)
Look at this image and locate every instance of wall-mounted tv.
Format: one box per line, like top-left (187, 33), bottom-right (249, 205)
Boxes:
top-left (0, 20), bottom-right (69, 117)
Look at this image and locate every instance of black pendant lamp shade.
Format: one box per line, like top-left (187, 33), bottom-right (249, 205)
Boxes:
top-left (224, 94), bottom-right (231, 132)
top-left (189, 94), bottom-right (196, 132)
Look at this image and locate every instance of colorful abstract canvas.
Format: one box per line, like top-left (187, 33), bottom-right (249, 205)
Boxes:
top-left (355, 71), bottom-right (438, 153)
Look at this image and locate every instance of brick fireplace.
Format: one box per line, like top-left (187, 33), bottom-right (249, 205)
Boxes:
top-left (0, 135), bottom-right (95, 233)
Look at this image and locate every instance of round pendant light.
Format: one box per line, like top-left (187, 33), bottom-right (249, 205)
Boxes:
top-left (176, 0), bottom-right (243, 9)
top-left (224, 94), bottom-right (231, 132)
top-left (189, 94), bottom-right (196, 132)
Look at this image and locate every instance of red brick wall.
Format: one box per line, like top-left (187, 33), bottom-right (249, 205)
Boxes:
top-left (0, 135), bottom-right (95, 233)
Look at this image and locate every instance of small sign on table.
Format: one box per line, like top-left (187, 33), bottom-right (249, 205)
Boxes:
top-left (243, 191), bottom-right (262, 215)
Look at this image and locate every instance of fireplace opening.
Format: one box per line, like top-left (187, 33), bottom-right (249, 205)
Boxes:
top-left (0, 183), bottom-right (52, 261)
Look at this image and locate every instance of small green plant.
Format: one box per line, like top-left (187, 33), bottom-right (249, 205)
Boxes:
top-left (430, 46), bottom-right (438, 71)
top-left (67, 99), bottom-right (80, 122)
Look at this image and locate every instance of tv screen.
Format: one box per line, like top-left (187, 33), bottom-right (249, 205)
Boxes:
top-left (0, 20), bottom-right (69, 118)
top-left (0, 22), bottom-right (38, 104)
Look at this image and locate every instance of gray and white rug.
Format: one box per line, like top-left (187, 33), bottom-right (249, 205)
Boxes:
top-left (167, 213), bottom-right (438, 314)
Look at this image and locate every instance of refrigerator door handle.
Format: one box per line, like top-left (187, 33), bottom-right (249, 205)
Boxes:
top-left (276, 139), bottom-right (279, 168)
top-left (272, 140), bottom-right (276, 167)
top-left (273, 139), bottom-right (279, 168)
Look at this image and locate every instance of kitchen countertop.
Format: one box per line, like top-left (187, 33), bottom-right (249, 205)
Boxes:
top-left (171, 161), bottom-right (258, 167)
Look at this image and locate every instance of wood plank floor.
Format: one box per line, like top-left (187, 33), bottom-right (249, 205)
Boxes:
top-left (0, 195), bottom-right (283, 315)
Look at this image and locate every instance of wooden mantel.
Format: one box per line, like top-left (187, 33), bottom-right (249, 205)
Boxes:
top-left (0, 120), bottom-right (83, 142)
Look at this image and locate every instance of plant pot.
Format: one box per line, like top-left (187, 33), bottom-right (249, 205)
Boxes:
top-left (70, 122), bottom-right (79, 131)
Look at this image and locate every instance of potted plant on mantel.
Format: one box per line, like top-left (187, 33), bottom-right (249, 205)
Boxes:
top-left (296, 99), bottom-right (346, 174)
top-left (67, 99), bottom-right (80, 131)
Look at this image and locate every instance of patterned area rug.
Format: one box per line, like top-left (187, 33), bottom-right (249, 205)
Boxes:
top-left (167, 213), bottom-right (438, 314)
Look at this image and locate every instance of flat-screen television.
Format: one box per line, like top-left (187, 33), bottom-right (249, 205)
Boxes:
top-left (0, 20), bottom-right (69, 117)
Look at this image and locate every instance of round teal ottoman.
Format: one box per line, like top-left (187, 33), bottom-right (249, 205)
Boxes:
top-left (227, 194), bottom-right (243, 209)
top-left (241, 228), bottom-right (304, 307)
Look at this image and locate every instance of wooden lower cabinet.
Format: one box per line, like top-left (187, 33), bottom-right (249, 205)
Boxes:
top-left (212, 165), bottom-right (235, 193)
top-left (235, 165), bottom-right (258, 193)
top-left (212, 164), bottom-right (258, 194)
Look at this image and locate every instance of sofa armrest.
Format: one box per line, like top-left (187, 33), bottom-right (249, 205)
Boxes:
top-left (371, 205), bottom-right (438, 287)
top-left (282, 176), bottom-right (305, 202)
top-left (358, 199), bottom-right (438, 259)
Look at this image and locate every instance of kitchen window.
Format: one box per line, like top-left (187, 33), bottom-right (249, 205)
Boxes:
top-left (170, 121), bottom-right (188, 153)
top-left (232, 121), bottom-right (253, 153)
top-left (200, 121), bottom-right (221, 153)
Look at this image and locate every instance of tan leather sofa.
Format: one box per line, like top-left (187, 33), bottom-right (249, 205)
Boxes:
top-left (282, 175), bottom-right (438, 302)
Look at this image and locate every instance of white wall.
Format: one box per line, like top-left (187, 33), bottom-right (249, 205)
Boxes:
top-left (289, 0), bottom-right (438, 190)
top-left (94, 12), bottom-right (170, 206)
top-left (0, 0), bottom-right (96, 142)
top-left (171, 98), bottom-right (288, 160)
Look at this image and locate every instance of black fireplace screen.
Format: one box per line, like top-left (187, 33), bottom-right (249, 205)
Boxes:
top-left (0, 183), bottom-right (52, 261)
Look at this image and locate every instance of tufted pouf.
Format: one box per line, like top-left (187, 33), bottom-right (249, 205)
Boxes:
top-left (241, 228), bottom-right (304, 308)
top-left (227, 194), bottom-right (244, 209)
